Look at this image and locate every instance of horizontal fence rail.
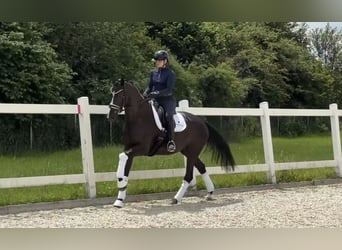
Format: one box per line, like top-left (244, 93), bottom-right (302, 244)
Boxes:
top-left (0, 103), bottom-right (78, 114)
top-left (0, 98), bottom-right (341, 198)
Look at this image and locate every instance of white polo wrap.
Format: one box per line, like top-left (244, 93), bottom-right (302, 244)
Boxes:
top-left (117, 152), bottom-right (129, 188)
top-left (201, 172), bottom-right (215, 193)
top-left (174, 180), bottom-right (190, 202)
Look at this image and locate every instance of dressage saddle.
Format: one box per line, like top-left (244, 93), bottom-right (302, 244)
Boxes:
top-left (148, 100), bottom-right (168, 156)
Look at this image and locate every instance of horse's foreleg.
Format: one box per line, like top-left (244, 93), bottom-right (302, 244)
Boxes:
top-left (114, 152), bottom-right (133, 208)
top-left (172, 180), bottom-right (190, 204)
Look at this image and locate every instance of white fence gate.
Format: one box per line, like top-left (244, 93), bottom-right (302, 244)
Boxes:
top-left (0, 97), bottom-right (341, 198)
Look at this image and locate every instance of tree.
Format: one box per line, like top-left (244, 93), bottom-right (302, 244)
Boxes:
top-left (0, 22), bottom-right (72, 104)
top-left (168, 56), bottom-right (200, 105)
top-left (309, 23), bottom-right (342, 72)
top-left (309, 23), bottom-right (342, 103)
top-left (209, 22), bottom-right (332, 108)
top-left (221, 23), bottom-right (293, 107)
top-left (45, 22), bottom-right (157, 104)
top-left (198, 62), bottom-right (247, 107)
top-left (0, 22), bottom-right (74, 153)
top-left (146, 22), bottom-right (217, 65)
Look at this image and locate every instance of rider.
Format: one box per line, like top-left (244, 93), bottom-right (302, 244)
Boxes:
top-left (143, 50), bottom-right (177, 152)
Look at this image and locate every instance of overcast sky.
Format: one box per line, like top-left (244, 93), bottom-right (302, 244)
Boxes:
top-left (304, 22), bottom-right (342, 30)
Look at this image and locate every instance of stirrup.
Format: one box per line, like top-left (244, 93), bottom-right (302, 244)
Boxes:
top-left (167, 140), bottom-right (176, 152)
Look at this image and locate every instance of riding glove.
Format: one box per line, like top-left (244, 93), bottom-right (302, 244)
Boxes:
top-left (148, 91), bottom-right (160, 98)
top-left (143, 89), bottom-right (149, 98)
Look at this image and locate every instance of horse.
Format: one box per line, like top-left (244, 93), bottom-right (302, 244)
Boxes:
top-left (107, 79), bottom-right (235, 208)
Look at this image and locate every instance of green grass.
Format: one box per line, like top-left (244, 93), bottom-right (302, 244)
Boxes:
top-left (273, 135), bottom-right (333, 162)
top-left (0, 149), bottom-right (83, 178)
top-left (0, 184), bottom-right (86, 206)
top-left (0, 134), bottom-right (339, 206)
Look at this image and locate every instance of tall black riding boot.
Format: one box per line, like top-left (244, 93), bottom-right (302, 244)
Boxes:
top-left (166, 119), bottom-right (176, 152)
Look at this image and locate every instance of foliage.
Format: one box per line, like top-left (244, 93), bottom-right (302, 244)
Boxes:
top-left (198, 62), bottom-right (247, 107)
top-left (45, 22), bottom-right (156, 104)
top-left (309, 23), bottom-right (342, 72)
top-left (0, 22), bottom-right (72, 104)
top-left (309, 24), bottom-right (342, 104)
top-left (1, 22), bottom-right (342, 152)
top-left (146, 22), bottom-right (217, 65)
top-left (168, 56), bottom-right (200, 105)
top-left (0, 22), bottom-right (74, 153)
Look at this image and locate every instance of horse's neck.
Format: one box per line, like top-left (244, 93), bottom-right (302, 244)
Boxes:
top-left (125, 84), bottom-right (143, 106)
top-left (125, 101), bottom-right (150, 122)
top-left (124, 85), bottom-right (151, 122)
top-left (124, 102), bottom-right (153, 129)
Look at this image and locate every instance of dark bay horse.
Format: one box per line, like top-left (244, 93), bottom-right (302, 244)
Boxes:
top-left (108, 79), bottom-right (235, 208)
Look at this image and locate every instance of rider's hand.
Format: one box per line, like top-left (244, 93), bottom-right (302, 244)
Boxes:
top-left (148, 91), bottom-right (160, 98)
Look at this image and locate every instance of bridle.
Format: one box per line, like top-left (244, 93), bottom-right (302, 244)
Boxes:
top-left (108, 81), bottom-right (150, 119)
top-left (109, 88), bottom-right (125, 113)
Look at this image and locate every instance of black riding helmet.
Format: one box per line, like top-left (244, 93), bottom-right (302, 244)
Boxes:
top-left (153, 50), bottom-right (169, 61)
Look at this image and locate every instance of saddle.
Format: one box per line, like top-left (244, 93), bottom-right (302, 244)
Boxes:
top-left (147, 100), bottom-right (187, 156)
top-left (150, 100), bottom-right (187, 132)
top-left (152, 101), bottom-right (166, 129)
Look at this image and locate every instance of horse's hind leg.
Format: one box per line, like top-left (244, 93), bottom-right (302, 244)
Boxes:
top-left (195, 158), bottom-right (215, 201)
top-left (113, 152), bottom-right (133, 208)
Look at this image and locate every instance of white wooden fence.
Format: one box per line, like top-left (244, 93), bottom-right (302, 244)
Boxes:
top-left (0, 97), bottom-right (341, 198)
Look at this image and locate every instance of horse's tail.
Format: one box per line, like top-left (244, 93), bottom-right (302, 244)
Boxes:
top-left (206, 122), bottom-right (235, 172)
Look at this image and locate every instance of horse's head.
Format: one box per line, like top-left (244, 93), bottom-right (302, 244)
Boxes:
top-left (107, 78), bottom-right (125, 122)
top-left (107, 78), bottom-right (145, 122)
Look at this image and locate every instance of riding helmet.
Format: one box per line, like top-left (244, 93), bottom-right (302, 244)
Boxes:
top-left (153, 50), bottom-right (169, 61)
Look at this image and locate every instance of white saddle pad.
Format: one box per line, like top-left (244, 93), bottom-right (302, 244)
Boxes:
top-left (150, 101), bottom-right (187, 132)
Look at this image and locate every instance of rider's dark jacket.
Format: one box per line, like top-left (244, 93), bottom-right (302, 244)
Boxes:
top-left (145, 67), bottom-right (176, 103)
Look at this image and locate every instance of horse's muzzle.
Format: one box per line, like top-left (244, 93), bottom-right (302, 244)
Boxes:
top-left (107, 108), bottom-right (118, 122)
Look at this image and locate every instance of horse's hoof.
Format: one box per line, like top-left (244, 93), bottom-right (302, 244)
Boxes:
top-left (171, 198), bottom-right (179, 204)
top-left (205, 193), bottom-right (215, 201)
top-left (113, 199), bottom-right (124, 208)
top-left (206, 196), bottom-right (214, 201)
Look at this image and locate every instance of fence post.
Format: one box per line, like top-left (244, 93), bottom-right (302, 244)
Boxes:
top-left (260, 102), bottom-right (276, 184)
top-left (329, 103), bottom-right (342, 177)
top-left (77, 97), bottom-right (96, 198)
top-left (178, 100), bottom-right (189, 111)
